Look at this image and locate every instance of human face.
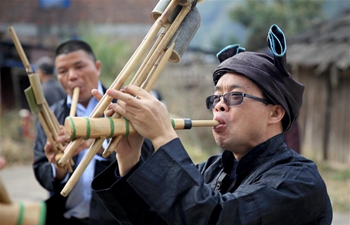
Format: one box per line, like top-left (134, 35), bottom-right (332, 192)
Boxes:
top-left (211, 73), bottom-right (272, 158)
top-left (55, 50), bottom-right (101, 107)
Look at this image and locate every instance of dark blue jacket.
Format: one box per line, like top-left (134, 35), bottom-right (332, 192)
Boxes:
top-left (92, 134), bottom-right (332, 225)
top-left (33, 89), bottom-right (155, 225)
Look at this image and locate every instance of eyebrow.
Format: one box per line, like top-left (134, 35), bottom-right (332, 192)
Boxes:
top-left (56, 60), bottom-right (85, 70)
top-left (73, 60), bottom-right (85, 66)
top-left (213, 84), bottom-right (245, 92)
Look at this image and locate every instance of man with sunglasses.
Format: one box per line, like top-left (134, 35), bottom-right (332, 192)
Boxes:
top-left (91, 25), bottom-right (332, 224)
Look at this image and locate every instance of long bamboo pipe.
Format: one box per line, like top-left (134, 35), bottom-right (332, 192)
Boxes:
top-left (9, 26), bottom-right (73, 171)
top-left (103, 4), bottom-right (200, 158)
top-left (60, 41), bottom-right (176, 197)
top-left (58, 0), bottom-right (181, 167)
top-left (59, 0), bottom-right (201, 197)
top-left (65, 117), bottom-right (218, 139)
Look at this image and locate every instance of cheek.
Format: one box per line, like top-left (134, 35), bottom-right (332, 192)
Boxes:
top-left (83, 70), bottom-right (99, 85)
top-left (57, 76), bottom-right (68, 88)
top-left (230, 107), bottom-right (266, 136)
top-left (242, 108), bottom-right (269, 136)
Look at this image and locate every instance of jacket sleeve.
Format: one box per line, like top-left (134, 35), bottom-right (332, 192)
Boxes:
top-left (92, 142), bottom-right (166, 225)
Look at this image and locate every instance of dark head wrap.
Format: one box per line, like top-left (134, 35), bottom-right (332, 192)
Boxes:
top-left (213, 24), bottom-right (304, 131)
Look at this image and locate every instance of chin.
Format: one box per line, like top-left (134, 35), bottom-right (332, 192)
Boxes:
top-left (214, 136), bottom-right (226, 149)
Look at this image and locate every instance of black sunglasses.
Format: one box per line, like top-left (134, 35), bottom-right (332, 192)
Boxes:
top-left (206, 92), bottom-right (271, 110)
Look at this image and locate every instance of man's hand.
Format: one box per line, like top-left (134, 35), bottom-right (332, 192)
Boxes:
top-left (106, 85), bottom-right (178, 150)
top-left (92, 88), bottom-right (144, 175)
top-left (100, 86), bottom-right (178, 176)
top-left (44, 125), bottom-right (71, 180)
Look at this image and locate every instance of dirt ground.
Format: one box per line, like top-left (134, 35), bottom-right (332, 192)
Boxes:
top-left (0, 163), bottom-right (349, 225)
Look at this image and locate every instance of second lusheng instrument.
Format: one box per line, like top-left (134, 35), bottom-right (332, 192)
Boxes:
top-left (59, 0), bottom-right (203, 197)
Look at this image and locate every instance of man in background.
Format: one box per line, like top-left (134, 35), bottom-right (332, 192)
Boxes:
top-left (33, 40), bottom-right (119, 225)
top-left (35, 56), bottom-right (66, 106)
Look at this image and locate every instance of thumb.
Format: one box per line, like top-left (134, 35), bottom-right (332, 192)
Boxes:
top-left (91, 89), bottom-right (103, 101)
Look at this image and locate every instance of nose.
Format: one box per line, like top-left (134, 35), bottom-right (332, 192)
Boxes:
top-left (68, 69), bottom-right (78, 81)
top-left (214, 96), bottom-right (229, 112)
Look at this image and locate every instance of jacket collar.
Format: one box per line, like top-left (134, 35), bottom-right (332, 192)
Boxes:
top-left (221, 133), bottom-right (286, 176)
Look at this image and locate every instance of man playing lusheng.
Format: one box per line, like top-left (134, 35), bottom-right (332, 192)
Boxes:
top-left (33, 39), bottom-right (154, 225)
top-left (91, 25), bottom-right (332, 224)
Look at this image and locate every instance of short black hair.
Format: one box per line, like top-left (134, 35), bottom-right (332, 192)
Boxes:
top-left (55, 39), bottom-right (96, 61)
top-left (38, 62), bottom-right (54, 75)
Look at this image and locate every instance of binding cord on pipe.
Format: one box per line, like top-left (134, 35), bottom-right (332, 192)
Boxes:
top-left (108, 117), bottom-right (114, 138)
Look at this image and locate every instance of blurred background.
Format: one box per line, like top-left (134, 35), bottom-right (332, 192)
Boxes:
top-left (0, 0), bottom-right (349, 216)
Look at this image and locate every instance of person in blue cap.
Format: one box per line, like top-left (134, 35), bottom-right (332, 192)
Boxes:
top-left (90, 25), bottom-right (332, 225)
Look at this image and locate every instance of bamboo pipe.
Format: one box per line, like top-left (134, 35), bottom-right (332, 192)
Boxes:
top-left (103, 41), bottom-right (175, 157)
top-left (100, 25), bottom-right (173, 151)
top-left (70, 87), bottom-right (80, 117)
top-left (103, 38), bottom-right (176, 154)
top-left (60, 0), bottom-right (201, 197)
top-left (131, 5), bottom-right (191, 87)
top-left (65, 116), bottom-right (218, 139)
top-left (103, 6), bottom-right (197, 157)
top-left (100, 25), bottom-right (172, 158)
top-left (27, 74), bottom-right (63, 150)
top-left (9, 27), bottom-right (73, 171)
top-left (103, 4), bottom-right (196, 157)
top-left (60, 1), bottom-right (190, 196)
top-left (71, 27), bottom-right (173, 162)
top-left (8, 26), bottom-right (32, 73)
top-left (58, 0), bottom-right (181, 167)
top-left (25, 87), bottom-right (75, 171)
top-left (60, 41), bottom-right (176, 197)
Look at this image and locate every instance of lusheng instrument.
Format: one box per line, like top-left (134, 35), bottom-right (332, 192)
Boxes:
top-left (8, 26), bottom-right (74, 172)
top-left (0, 173), bottom-right (46, 225)
top-left (64, 116), bottom-right (219, 139)
top-left (58, 0), bottom-right (203, 197)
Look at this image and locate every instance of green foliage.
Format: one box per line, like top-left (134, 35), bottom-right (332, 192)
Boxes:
top-left (77, 22), bottom-right (132, 86)
top-left (229, 0), bottom-right (325, 50)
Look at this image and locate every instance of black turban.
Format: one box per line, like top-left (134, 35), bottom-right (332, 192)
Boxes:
top-left (213, 24), bottom-right (304, 131)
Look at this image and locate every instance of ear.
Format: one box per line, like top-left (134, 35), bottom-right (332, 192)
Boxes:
top-left (268, 105), bottom-right (285, 125)
top-left (95, 60), bottom-right (102, 77)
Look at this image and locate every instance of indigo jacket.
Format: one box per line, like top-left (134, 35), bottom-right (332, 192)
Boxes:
top-left (33, 86), bottom-right (155, 225)
top-left (92, 134), bottom-right (332, 225)
top-left (32, 94), bottom-right (118, 224)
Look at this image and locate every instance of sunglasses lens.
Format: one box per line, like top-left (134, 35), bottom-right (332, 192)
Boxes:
top-left (206, 95), bottom-right (219, 109)
top-left (206, 93), bottom-right (244, 109)
top-left (226, 93), bottom-right (243, 106)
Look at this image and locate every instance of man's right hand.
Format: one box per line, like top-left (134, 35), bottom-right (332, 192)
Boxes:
top-left (44, 125), bottom-right (72, 180)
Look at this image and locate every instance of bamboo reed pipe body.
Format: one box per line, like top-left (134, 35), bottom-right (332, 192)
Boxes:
top-left (9, 27), bottom-right (73, 170)
top-left (8, 26), bottom-right (32, 73)
top-left (58, 1), bottom-right (179, 167)
top-left (65, 117), bottom-right (218, 139)
top-left (59, 0), bottom-right (204, 197)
